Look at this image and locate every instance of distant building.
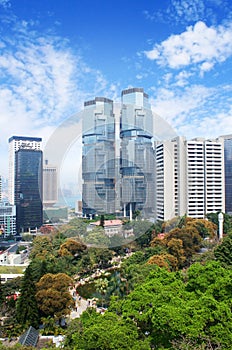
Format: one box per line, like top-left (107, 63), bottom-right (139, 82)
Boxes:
top-left (75, 200), bottom-right (82, 215)
top-left (0, 175), bottom-right (2, 202)
top-left (43, 159), bottom-right (58, 207)
top-left (8, 136), bottom-right (42, 205)
top-left (15, 148), bottom-right (43, 233)
top-left (88, 219), bottom-right (123, 237)
top-left (220, 135), bottom-right (232, 214)
top-left (0, 201), bottom-right (16, 237)
top-left (43, 206), bottom-right (68, 223)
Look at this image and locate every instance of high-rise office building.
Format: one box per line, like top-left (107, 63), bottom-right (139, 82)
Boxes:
top-left (15, 148), bottom-right (43, 233)
top-left (8, 136), bottom-right (42, 205)
top-left (82, 97), bottom-right (116, 217)
top-left (82, 88), bottom-right (155, 219)
top-left (155, 137), bottom-right (225, 221)
top-left (43, 159), bottom-right (58, 207)
top-left (220, 134), bottom-right (232, 214)
top-left (120, 88), bottom-right (155, 219)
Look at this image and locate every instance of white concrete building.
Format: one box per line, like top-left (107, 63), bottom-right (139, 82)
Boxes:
top-left (155, 136), bottom-right (187, 221)
top-left (155, 137), bottom-right (225, 221)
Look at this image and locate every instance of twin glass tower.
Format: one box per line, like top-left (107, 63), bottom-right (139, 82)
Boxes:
top-left (82, 88), bottom-right (155, 219)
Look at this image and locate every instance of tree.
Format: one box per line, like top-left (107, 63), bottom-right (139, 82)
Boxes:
top-left (116, 263), bottom-right (232, 349)
top-left (64, 309), bottom-right (150, 350)
top-left (16, 265), bottom-right (40, 329)
top-left (58, 238), bottom-right (86, 257)
top-left (36, 273), bottom-right (74, 320)
top-left (214, 233), bottom-right (232, 268)
top-left (58, 218), bottom-right (88, 238)
top-left (29, 235), bottom-right (54, 260)
top-left (167, 238), bottom-right (186, 268)
top-left (185, 217), bottom-right (217, 239)
top-left (133, 220), bottom-right (154, 247)
top-left (147, 253), bottom-right (178, 271)
top-left (41, 316), bottom-right (64, 336)
top-left (29, 258), bottom-right (49, 283)
top-left (100, 215), bottom-right (105, 227)
top-left (186, 261), bottom-right (232, 301)
top-left (0, 278), bottom-right (5, 306)
top-left (94, 277), bottom-right (109, 306)
top-left (83, 226), bottom-right (110, 247)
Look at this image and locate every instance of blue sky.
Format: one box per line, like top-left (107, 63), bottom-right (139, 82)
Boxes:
top-left (0, 0), bottom-right (232, 182)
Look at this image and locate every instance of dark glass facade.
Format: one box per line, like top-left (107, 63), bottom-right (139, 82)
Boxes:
top-left (224, 137), bottom-right (232, 214)
top-left (15, 149), bottom-right (43, 232)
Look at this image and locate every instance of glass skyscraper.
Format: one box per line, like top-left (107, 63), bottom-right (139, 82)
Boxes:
top-left (120, 88), bottom-right (155, 219)
top-left (15, 148), bottom-right (43, 233)
top-left (8, 136), bottom-right (42, 205)
top-left (82, 97), bottom-right (116, 217)
top-left (82, 88), bottom-right (155, 219)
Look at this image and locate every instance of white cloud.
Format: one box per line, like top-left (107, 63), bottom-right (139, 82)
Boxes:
top-left (151, 84), bottom-right (212, 124)
top-left (0, 15), bottom-right (111, 178)
top-left (175, 70), bottom-right (193, 86)
top-left (170, 0), bottom-right (206, 23)
top-left (145, 0), bottom-right (231, 25)
top-left (145, 21), bottom-right (232, 72)
top-left (0, 0), bottom-right (11, 9)
top-left (150, 83), bottom-right (232, 140)
top-left (178, 110), bottom-right (232, 139)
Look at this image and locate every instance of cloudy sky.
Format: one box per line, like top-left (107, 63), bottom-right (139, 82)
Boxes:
top-left (1, 0), bottom-right (232, 184)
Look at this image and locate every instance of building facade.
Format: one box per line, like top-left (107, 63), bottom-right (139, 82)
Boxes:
top-left (82, 88), bottom-right (155, 219)
top-left (82, 97), bottom-right (116, 217)
top-left (120, 88), bottom-right (155, 219)
top-left (15, 148), bottom-right (43, 233)
top-left (155, 137), bottom-right (225, 221)
top-left (43, 159), bottom-right (58, 207)
top-left (0, 202), bottom-right (16, 237)
top-left (8, 136), bottom-right (42, 205)
top-left (155, 137), bottom-right (187, 221)
top-left (0, 175), bottom-right (2, 202)
top-left (221, 135), bottom-right (232, 214)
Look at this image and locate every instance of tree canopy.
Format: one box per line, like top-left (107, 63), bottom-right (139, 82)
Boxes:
top-left (36, 273), bottom-right (74, 319)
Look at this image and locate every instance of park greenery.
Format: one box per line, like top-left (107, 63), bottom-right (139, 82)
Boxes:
top-left (0, 213), bottom-right (232, 349)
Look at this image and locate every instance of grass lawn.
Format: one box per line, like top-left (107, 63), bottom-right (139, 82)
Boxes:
top-left (0, 266), bottom-right (25, 274)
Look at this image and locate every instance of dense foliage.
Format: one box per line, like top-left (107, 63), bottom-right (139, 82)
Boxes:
top-left (1, 214), bottom-right (232, 349)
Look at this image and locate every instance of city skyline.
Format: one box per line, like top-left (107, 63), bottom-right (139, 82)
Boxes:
top-left (0, 0), bottom-right (232, 184)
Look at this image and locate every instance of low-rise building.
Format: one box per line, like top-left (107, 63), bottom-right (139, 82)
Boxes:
top-left (88, 219), bottom-right (123, 237)
top-left (0, 201), bottom-right (16, 237)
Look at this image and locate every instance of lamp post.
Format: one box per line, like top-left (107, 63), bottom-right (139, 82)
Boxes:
top-left (218, 212), bottom-right (224, 240)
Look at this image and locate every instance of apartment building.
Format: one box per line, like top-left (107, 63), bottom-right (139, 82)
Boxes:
top-left (155, 137), bottom-right (224, 221)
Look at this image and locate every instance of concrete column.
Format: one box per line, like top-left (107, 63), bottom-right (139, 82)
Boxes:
top-left (124, 204), bottom-right (126, 217)
top-left (218, 212), bottom-right (224, 240)
top-left (129, 203), bottom-right (132, 221)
